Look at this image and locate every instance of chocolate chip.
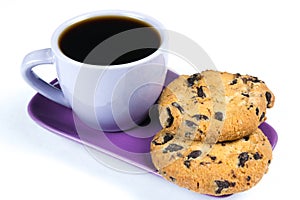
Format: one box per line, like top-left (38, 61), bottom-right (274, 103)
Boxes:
top-left (192, 114), bottom-right (209, 120)
top-left (230, 79), bottom-right (238, 85)
top-left (152, 133), bottom-right (174, 145)
top-left (235, 73), bottom-right (241, 78)
top-left (200, 162), bottom-right (211, 165)
top-left (187, 73), bottom-right (201, 87)
top-left (215, 180), bottom-right (236, 194)
top-left (253, 152), bottom-right (263, 160)
top-left (210, 156), bottom-right (217, 161)
top-left (256, 107), bottom-right (259, 116)
top-left (187, 150), bottom-right (202, 159)
top-left (265, 92), bottom-right (272, 108)
top-left (251, 76), bottom-right (263, 83)
top-left (163, 134), bottom-right (174, 144)
top-left (176, 152), bottom-right (183, 157)
top-left (231, 170), bottom-right (237, 178)
top-left (251, 76), bottom-right (258, 82)
top-left (185, 132), bottom-right (192, 138)
top-left (185, 120), bottom-right (197, 128)
top-left (259, 112), bottom-right (265, 121)
top-left (238, 152), bottom-right (249, 167)
top-left (246, 176), bottom-right (251, 181)
top-left (207, 154), bottom-right (217, 161)
top-left (197, 182), bottom-right (200, 189)
top-left (165, 107), bottom-right (174, 128)
top-left (241, 93), bottom-right (250, 97)
top-left (247, 104), bottom-right (254, 110)
top-left (217, 161), bottom-right (223, 164)
top-left (152, 140), bottom-right (160, 145)
top-left (242, 76), bottom-right (263, 84)
top-left (214, 112), bottom-right (224, 121)
top-left (268, 160), bottom-right (271, 165)
top-left (243, 136), bottom-right (250, 141)
top-left (184, 160), bottom-right (191, 168)
top-left (163, 144), bottom-right (183, 153)
top-left (197, 86), bottom-right (206, 98)
top-left (171, 102), bottom-right (184, 113)
top-left (169, 176), bottom-right (176, 182)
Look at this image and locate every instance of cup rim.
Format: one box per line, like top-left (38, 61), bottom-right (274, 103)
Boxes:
top-left (51, 10), bottom-right (166, 69)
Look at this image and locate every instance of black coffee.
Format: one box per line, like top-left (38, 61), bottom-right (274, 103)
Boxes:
top-left (59, 16), bottom-right (161, 65)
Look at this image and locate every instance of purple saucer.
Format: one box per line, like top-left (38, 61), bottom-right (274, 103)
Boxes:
top-left (27, 70), bottom-right (278, 174)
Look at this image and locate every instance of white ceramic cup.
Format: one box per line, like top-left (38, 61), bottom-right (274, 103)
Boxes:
top-left (21, 11), bottom-right (167, 132)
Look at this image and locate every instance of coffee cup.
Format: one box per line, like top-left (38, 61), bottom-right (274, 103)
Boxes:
top-left (21, 10), bottom-right (167, 132)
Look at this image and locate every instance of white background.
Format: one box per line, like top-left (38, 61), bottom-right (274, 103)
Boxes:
top-left (0, 0), bottom-right (299, 199)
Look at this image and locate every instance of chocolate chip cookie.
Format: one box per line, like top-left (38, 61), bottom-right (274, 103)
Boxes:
top-left (158, 70), bottom-right (275, 142)
top-left (151, 128), bottom-right (272, 196)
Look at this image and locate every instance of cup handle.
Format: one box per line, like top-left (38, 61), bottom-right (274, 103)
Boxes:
top-left (21, 48), bottom-right (70, 107)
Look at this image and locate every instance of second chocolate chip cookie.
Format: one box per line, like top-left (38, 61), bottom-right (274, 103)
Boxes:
top-left (158, 70), bottom-right (275, 142)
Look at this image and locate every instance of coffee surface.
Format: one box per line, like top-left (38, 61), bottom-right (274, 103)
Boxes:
top-left (59, 16), bottom-right (161, 65)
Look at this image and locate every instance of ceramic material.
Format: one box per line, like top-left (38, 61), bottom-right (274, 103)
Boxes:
top-left (21, 10), bottom-right (167, 132)
top-left (27, 70), bottom-right (278, 174)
